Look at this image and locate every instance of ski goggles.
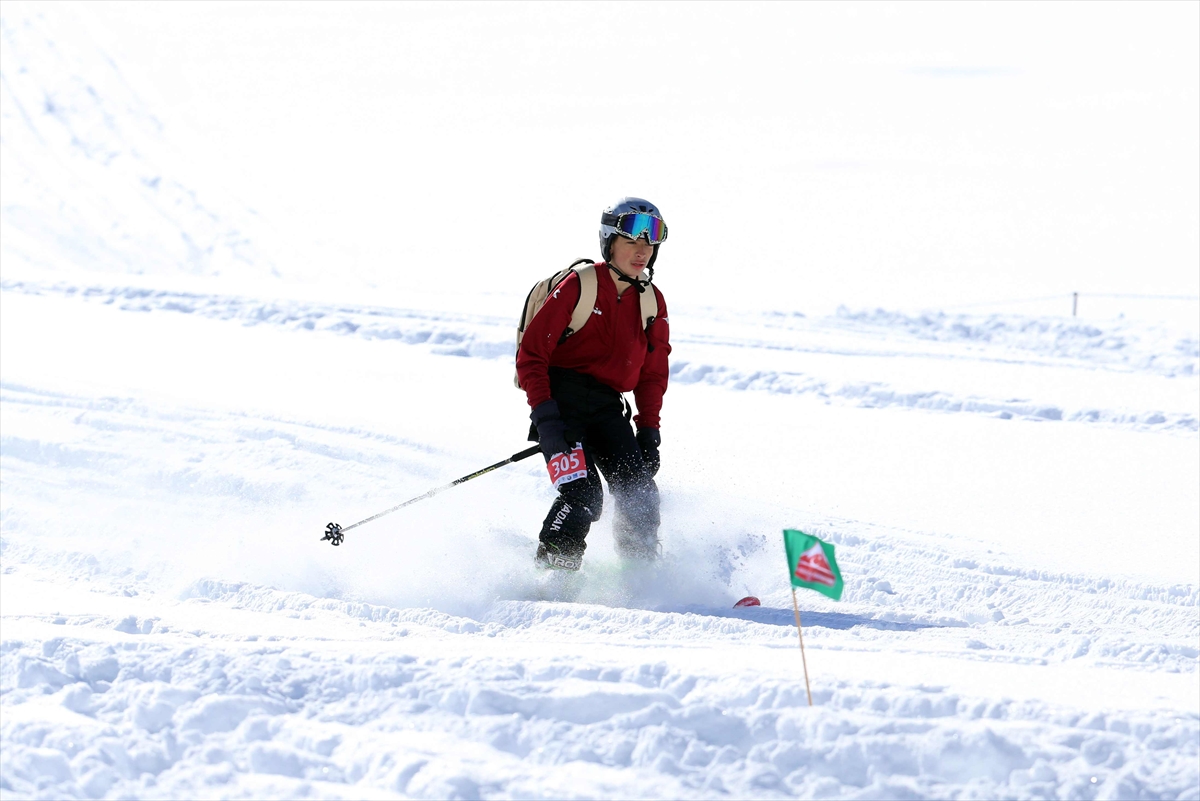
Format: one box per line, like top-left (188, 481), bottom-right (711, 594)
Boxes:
top-left (602, 211), bottom-right (668, 244)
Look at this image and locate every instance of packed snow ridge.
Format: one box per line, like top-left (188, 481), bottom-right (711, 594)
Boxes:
top-left (3, 278), bottom-right (1197, 433)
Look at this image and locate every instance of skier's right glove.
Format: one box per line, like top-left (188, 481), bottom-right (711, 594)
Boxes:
top-left (531, 399), bottom-right (570, 459)
top-left (636, 427), bottom-right (661, 478)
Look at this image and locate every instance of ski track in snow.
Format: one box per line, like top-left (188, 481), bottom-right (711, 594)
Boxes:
top-left (3, 278), bottom-right (1197, 433)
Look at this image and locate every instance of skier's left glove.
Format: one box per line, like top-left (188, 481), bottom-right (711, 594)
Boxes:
top-left (532, 399), bottom-right (571, 459)
top-left (636, 427), bottom-right (661, 478)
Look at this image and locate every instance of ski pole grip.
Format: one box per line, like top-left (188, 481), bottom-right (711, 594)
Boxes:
top-left (512, 445), bottom-right (541, 462)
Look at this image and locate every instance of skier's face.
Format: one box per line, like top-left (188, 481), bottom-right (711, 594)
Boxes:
top-left (610, 234), bottom-right (654, 278)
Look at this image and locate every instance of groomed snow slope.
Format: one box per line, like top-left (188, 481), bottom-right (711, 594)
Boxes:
top-left (2, 285), bottom-right (1197, 800)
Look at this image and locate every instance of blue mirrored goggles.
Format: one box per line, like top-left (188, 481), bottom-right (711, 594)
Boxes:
top-left (603, 212), bottom-right (668, 244)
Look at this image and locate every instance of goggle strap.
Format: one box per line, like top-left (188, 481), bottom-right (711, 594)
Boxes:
top-left (601, 211), bottom-right (664, 228)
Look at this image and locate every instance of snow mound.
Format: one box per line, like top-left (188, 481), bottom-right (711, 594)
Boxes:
top-left (834, 306), bottom-right (1200, 378)
top-left (2, 574), bottom-right (1197, 800)
top-left (5, 280), bottom-right (1198, 433)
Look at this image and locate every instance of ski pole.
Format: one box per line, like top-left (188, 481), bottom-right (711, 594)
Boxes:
top-left (320, 445), bottom-right (542, 546)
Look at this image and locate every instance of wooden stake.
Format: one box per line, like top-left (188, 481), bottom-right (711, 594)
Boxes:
top-left (791, 588), bottom-right (813, 706)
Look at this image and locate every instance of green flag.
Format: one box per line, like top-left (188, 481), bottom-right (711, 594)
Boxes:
top-left (784, 529), bottom-right (843, 601)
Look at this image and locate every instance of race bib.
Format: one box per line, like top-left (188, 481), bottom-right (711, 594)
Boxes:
top-left (547, 443), bottom-right (587, 489)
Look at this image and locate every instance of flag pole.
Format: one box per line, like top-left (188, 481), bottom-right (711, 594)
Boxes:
top-left (791, 588), bottom-right (813, 706)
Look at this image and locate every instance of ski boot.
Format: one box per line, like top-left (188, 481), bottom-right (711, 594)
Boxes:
top-left (536, 541), bottom-right (583, 571)
top-left (613, 509), bottom-right (660, 561)
top-left (614, 529), bottom-right (661, 561)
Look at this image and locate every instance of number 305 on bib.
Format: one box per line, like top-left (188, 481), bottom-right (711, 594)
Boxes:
top-left (547, 444), bottom-right (587, 489)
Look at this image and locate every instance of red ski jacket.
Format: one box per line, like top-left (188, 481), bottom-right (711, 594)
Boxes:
top-left (517, 262), bottom-right (671, 429)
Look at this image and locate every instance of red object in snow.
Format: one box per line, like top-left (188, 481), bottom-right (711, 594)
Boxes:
top-left (733, 596), bottom-right (761, 608)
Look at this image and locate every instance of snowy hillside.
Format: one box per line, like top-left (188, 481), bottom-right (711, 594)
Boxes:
top-left (0, 12), bottom-right (276, 280)
top-left (2, 5), bottom-right (1198, 801)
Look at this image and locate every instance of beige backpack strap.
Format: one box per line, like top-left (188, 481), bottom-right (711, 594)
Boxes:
top-left (638, 280), bottom-right (659, 331)
top-left (565, 263), bottom-right (598, 337)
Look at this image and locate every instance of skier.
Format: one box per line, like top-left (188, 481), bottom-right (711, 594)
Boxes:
top-left (517, 198), bottom-right (672, 571)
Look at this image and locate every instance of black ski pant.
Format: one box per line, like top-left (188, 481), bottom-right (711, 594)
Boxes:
top-left (534, 368), bottom-right (660, 555)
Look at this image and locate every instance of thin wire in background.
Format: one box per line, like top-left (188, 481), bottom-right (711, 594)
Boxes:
top-left (1082, 293), bottom-right (1200, 301)
top-left (929, 292), bottom-right (1200, 314)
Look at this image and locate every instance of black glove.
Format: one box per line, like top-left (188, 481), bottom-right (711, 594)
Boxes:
top-left (636, 427), bottom-right (661, 477)
top-left (531, 399), bottom-right (570, 459)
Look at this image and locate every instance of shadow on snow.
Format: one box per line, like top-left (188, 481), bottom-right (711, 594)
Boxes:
top-left (669, 604), bottom-right (950, 633)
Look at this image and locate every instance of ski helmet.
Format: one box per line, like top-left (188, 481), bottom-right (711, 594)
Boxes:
top-left (599, 197), bottom-right (667, 273)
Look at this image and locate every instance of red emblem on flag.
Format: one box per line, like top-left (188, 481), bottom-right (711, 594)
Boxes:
top-left (794, 544), bottom-right (836, 586)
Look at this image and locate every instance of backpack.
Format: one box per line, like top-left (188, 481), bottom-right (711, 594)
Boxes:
top-left (514, 259), bottom-right (659, 389)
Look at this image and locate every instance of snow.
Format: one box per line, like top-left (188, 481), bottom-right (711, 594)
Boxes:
top-left (2, 5), bottom-right (1198, 801)
top-left (0, 11), bottom-right (278, 283)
